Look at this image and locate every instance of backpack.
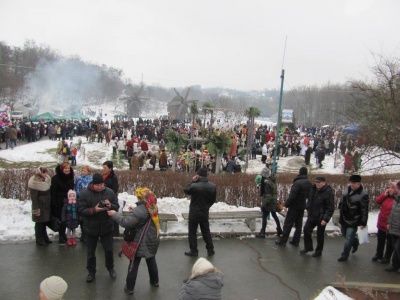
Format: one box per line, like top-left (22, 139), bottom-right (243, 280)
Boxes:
top-left (254, 175), bottom-right (262, 184)
top-left (62, 146), bottom-right (67, 154)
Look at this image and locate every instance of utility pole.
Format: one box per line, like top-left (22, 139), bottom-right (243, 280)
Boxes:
top-left (272, 36), bottom-right (287, 175)
top-left (272, 69), bottom-right (285, 175)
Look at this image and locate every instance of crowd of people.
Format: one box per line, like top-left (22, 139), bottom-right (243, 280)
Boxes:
top-left (22, 113), bottom-right (399, 298)
top-left (257, 165), bottom-right (400, 273)
top-left (30, 160), bottom-right (224, 297)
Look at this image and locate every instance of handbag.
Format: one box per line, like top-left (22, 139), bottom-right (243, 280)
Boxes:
top-left (123, 227), bottom-right (137, 242)
top-left (119, 219), bottom-right (151, 269)
top-left (276, 201), bottom-right (284, 213)
top-left (47, 216), bottom-right (61, 232)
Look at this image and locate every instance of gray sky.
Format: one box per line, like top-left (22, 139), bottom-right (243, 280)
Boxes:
top-left (1, 0), bottom-right (399, 90)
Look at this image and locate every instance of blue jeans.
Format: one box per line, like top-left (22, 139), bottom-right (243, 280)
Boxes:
top-left (341, 226), bottom-right (358, 258)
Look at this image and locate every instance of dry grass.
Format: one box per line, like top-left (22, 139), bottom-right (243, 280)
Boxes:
top-left (1, 169), bottom-right (397, 209)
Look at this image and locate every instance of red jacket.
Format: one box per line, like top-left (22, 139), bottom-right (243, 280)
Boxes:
top-left (376, 193), bottom-right (395, 231)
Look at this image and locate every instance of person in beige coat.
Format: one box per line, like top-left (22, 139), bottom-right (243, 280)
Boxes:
top-left (28, 166), bottom-right (52, 246)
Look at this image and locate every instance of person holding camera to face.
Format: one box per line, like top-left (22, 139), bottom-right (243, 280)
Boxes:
top-left (78, 173), bottom-right (119, 283)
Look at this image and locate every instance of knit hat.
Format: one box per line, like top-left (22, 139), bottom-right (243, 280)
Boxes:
top-left (67, 189), bottom-right (76, 198)
top-left (191, 257), bottom-right (215, 279)
top-left (299, 167), bottom-right (308, 175)
top-left (349, 174), bottom-right (361, 182)
top-left (261, 167), bottom-right (270, 178)
top-left (92, 173), bottom-right (104, 184)
top-left (40, 276), bottom-right (68, 300)
top-left (197, 167), bottom-right (208, 177)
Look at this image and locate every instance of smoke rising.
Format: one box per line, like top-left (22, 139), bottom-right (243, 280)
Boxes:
top-left (27, 58), bottom-right (101, 115)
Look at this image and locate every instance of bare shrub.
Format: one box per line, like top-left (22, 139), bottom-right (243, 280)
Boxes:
top-left (1, 169), bottom-right (396, 210)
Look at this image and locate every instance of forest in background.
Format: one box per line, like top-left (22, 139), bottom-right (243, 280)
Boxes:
top-left (0, 40), bottom-right (356, 125)
top-left (0, 40), bottom-right (397, 130)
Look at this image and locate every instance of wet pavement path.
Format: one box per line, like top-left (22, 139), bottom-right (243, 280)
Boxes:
top-left (0, 236), bottom-right (398, 300)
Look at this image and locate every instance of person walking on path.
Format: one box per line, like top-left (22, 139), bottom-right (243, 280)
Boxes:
top-left (386, 181), bottom-right (400, 272)
top-left (256, 167), bottom-right (282, 238)
top-left (337, 174), bottom-right (369, 262)
top-left (183, 167), bottom-right (217, 257)
top-left (78, 173), bottom-right (119, 283)
top-left (372, 182), bottom-right (397, 264)
top-left (300, 176), bottom-right (334, 257)
top-left (108, 187), bottom-right (160, 294)
top-left (276, 167), bottom-right (312, 246)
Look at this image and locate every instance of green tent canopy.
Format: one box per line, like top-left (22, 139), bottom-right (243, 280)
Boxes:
top-left (30, 112), bottom-right (63, 121)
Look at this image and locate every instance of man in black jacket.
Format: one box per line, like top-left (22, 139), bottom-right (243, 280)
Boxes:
top-left (183, 167), bottom-right (217, 257)
top-left (300, 176), bottom-right (334, 257)
top-left (337, 174), bottom-right (369, 262)
top-left (276, 167), bottom-right (312, 246)
top-left (78, 173), bottom-right (120, 283)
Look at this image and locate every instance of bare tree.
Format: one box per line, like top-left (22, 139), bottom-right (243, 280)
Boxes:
top-left (347, 54), bottom-right (400, 170)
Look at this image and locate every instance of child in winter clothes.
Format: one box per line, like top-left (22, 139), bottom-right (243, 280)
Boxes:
top-left (62, 190), bottom-right (79, 246)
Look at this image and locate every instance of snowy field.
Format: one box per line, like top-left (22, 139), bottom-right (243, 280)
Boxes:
top-left (0, 104), bottom-right (394, 300)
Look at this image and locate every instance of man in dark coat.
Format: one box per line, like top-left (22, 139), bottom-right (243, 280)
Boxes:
top-left (338, 174), bottom-right (369, 262)
top-left (276, 167), bottom-right (312, 246)
top-left (102, 160), bottom-right (120, 237)
top-left (78, 173), bottom-right (120, 283)
top-left (300, 176), bottom-right (334, 257)
top-left (183, 167), bottom-right (217, 257)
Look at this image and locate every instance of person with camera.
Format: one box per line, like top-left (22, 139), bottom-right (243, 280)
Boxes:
top-left (183, 167), bottom-right (217, 257)
top-left (107, 187), bottom-right (160, 294)
top-left (78, 173), bottom-right (119, 283)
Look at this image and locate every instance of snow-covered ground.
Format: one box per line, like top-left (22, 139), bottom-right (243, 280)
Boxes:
top-left (0, 104), bottom-right (396, 299)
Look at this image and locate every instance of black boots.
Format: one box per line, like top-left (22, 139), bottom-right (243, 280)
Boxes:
top-left (256, 231), bottom-right (266, 238)
top-left (276, 227), bottom-right (283, 237)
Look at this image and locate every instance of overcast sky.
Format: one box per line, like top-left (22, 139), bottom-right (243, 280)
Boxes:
top-left (1, 0), bottom-right (399, 90)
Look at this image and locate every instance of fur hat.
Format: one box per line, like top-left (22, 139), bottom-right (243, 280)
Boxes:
top-left (261, 167), bottom-right (270, 178)
top-left (92, 173), bottom-right (104, 185)
top-left (197, 167), bottom-right (208, 177)
top-left (191, 257), bottom-right (215, 279)
top-left (40, 276), bottom-right (68, 300)
top-left (349, 174), bottom-right (362, 182)
top-left (299, 167), bottom-right (308, 175)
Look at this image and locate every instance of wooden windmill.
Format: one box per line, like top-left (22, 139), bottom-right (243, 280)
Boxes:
top-left (123, 84), bottom-right (150, 118)
top-left (167, 87), bottom-right (193, 121)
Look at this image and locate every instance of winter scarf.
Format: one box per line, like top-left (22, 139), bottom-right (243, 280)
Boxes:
top-left (135, 187), bottom-right (160, 237)
top-left (28, 174), bottom-right (51, 191)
